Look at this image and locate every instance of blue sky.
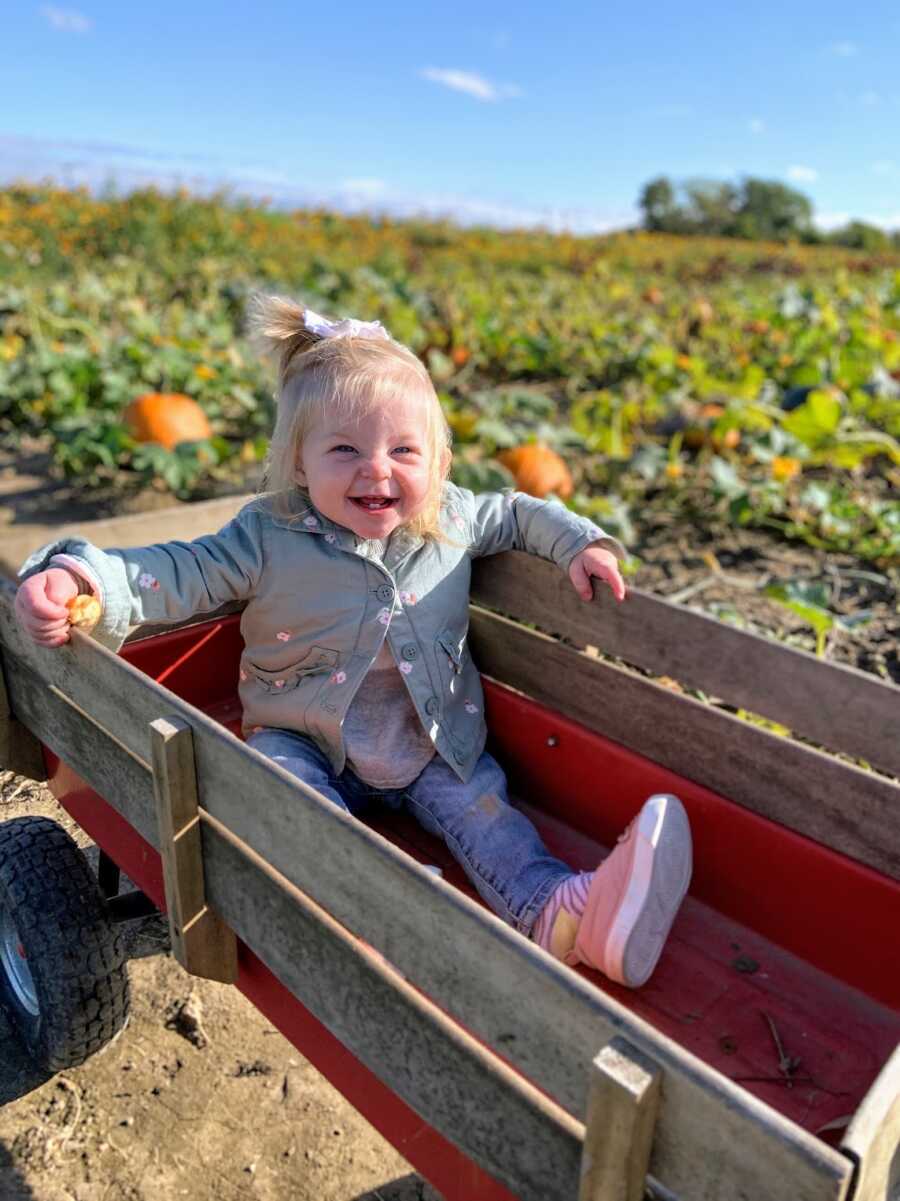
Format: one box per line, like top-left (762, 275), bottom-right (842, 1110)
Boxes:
top-left (3, 0), bottom-right (899, 232)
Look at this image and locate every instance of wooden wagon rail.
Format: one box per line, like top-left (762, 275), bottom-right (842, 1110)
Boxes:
top-left (1, 554), bottom-right (898, 1201)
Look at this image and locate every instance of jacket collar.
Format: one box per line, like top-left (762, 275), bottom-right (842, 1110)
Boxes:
top-left (264, 489), bottom-right (424, 561)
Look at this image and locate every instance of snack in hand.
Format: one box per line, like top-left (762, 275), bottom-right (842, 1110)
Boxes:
top-left (66, 594), bottom-right (101, 631)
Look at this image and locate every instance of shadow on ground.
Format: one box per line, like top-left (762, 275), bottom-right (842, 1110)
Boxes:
top-left (0, 1005), bottom-right (49, 1107)
top-left (352, 1175), bottom-right (442, 1201)
top-left (0, 1141), bottom-right (35, 1201)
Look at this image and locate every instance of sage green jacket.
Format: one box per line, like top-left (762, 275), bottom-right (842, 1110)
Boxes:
top-left (18, 484), bottom-right (624, 782)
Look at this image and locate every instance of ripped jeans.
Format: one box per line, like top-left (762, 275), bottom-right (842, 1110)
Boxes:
top-left (246, 728), bottom-right (572, 935)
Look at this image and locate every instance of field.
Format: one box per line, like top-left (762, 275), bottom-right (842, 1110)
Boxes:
top-left (1, 183), bottom-right (898, 682)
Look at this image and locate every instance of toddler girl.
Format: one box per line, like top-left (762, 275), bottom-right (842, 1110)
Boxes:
top-left (15, 295), bottom-right (692, 989)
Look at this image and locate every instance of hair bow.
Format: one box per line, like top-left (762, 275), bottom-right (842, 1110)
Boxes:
top-left (303, 308), bottom-right (391, 342)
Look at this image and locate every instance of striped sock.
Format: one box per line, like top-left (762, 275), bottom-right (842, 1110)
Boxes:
top-left (531, 871), bottom-right (594, 952)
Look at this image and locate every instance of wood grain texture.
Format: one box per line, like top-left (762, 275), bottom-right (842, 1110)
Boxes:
top-left (0, 610), bottom-right (855, 1201)
top-left (150, 717), bottom-right (237, 983)
top-left (841, 1043), bottom-right (900, 1201)
top-left (0, 650), bottom-right (46, 780)
top-left (471, 553), bottom-right (900, 780)
top-left (203, 809), bottom-right (586, 1201)
top-left (468, 607), bottom-right (900, 880)
top-left (580, 1038), bottom-right (661, 1201)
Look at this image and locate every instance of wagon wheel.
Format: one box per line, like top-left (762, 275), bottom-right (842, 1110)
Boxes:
top-left (0, 816), bottom-right (130, 1070)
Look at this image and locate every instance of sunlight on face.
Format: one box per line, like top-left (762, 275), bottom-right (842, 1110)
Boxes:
top-left (297, 393), bottom-right (435, 539)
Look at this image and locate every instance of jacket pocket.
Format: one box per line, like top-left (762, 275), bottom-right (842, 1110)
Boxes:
top-left (437, 629), bottom-right (464, 675)
top-left (246, 645), bottom-right (339, 694)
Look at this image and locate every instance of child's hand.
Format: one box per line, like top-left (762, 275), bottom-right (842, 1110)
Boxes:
top-left (568, 544), bottom-right (626, 603)
top-left (15, 568), bottom-right (80, 647)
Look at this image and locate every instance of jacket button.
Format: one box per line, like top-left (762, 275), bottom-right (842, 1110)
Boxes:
top-left (401, 644), bottom-right (418, 662)
top-left (376, 584), bottom-right (394, 602)
top-left (425, 697), bottom-right (439, 716)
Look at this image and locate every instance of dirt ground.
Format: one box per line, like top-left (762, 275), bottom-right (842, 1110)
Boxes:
top-left (0, 447), bottom-right (896, 1201)
top-left (0, 775), bottom-right (442, 1201)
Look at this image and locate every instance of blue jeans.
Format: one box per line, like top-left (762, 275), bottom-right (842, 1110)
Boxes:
top-left (247, 728), bottom-right (573, 934)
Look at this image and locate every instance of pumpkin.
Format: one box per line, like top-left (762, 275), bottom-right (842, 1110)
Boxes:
top-left (496, 444), bottom-right (574, 500)
top-left (123, 393), bottom-right (212, 450)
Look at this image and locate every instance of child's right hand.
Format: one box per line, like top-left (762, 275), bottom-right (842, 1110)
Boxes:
top-left (15, 568), bottom-right (80, 648)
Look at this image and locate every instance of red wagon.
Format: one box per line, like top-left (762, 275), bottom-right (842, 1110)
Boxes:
top-left (0, 552), bottom-right (898, 1201)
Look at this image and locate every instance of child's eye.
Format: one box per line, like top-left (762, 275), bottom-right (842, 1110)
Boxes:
top-left (331, 444), bottom-right (356, 454)
top-left (393, 446), bottom-right (416, 456)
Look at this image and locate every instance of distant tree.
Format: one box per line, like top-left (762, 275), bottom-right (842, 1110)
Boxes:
top-left (682, 179), bottom-right (740, 237)
top-left (638, 177), bottom-right (679, 232)
top-left (733, 178), bottom-right (814, 241)
top-left (828, 220), bottom-right (890, 251)
top-left (637, 174), bottom-right (814, 242)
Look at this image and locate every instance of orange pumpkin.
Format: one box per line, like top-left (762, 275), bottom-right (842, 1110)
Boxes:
top-left (123, 393), bottom-right (212, 450)
top-left (496, 444), bottom-right (574, 499)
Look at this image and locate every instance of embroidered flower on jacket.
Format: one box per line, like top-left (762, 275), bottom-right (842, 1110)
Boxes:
top-left (377, 607), bottom-right (392, 626)
top-left (324, 532), bottom-right (336, 543)
top-left (138, 572), bottom-right (160, 591)
top-left (399, 591), bottom-right (417, 605)
top-left (331, 670), bottom-right (347, 684)
top-left (276, 630), bottom-right (290, 642)
top-left (303, 515), bottom-right (319, 528)
top-left (464, 700), bottom-right (479, 714)
top-left (399, 661), bottom-right (413, 675)
top-left (449, 511), bottom-right (465, 531)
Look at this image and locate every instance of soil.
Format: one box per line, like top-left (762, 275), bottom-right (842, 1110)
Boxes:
top-left (0, 449), bottom-right (896, 1201)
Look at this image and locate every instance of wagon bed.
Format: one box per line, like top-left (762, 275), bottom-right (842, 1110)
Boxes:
top-left (1, 552), bottom-right (898, 1201)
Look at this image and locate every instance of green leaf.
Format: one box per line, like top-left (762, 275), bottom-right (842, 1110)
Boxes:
top-left (781, 390), bottom-right (841, 448)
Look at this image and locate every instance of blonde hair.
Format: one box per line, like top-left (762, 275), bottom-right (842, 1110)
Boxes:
top-left (247, 293), bottom-right (452, 539)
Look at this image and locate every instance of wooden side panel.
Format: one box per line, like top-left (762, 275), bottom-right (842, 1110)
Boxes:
top-left (471, 553), bottom-right (900, 780)
top-left (841, 1044), bottom-right (900, 1201)
top-left (467, 607), bottom-right (900, 881)
top-left (0, 651), bottom-right (47, 780)
top-left (150, 717), bottom-right (237, 983)
top-left (0, 633), bottom-right (855, 1201)
top-left (580, 1038), bottom-right (661, 1201)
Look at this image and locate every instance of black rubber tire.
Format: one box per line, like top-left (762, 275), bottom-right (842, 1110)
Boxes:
top-left (0, 816), bottom-right (130, 1071)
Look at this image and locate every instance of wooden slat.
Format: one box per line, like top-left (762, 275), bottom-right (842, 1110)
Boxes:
top-left (150, 717), bottom-right (238, 983)
top-left (471, 553), bottom-right (900, 779)
top-left (0, 650), bottom-right (47, 780)
top-left (468, 608), bottom-right (900, 881)
top-left (0, 609), bottom-right (855, 1201)
top-left (580, 1038), bottom-right (661, 1201)
top-left (841, 1043), bottom-right (900, 1201)
top-left (202, 809), bottom-right (585, 1201)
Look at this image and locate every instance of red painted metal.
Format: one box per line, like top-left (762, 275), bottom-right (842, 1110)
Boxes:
top-left (30, 612), bottom-right (900, 1193)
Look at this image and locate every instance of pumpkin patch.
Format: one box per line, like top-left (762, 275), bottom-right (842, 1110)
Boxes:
top-left (122, 393), bottom-right (213, 450)
top-left (496, 445), bottom-right (574, 499)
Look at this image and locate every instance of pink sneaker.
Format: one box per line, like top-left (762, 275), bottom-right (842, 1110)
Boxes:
top-left (562, 794), bottom-right (692, 987)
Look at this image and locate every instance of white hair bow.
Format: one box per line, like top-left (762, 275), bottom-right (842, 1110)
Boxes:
top-left (303, 307), bottom-right (391, 342)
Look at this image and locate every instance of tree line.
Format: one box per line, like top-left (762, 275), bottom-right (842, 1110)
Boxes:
top-left (638, 176), bottom-right (900, 250)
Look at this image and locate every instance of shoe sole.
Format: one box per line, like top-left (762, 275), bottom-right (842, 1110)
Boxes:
top-left (605, 794), bottom-right (692, 988)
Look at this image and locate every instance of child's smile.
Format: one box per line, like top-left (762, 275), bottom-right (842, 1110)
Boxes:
top-left (297, 396), bottom-right (436, 539)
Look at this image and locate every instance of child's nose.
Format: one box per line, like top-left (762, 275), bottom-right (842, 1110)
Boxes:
top-left (361, 451), bottom-right (391, 479)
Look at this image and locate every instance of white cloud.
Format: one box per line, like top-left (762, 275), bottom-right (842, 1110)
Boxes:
top-left (418, 67), bottom-right (522, 102)
top-left (787, 164), bottom-right (818, 183)
top-left (827, 40), bottom-right (859, 56)
top-left (815, 211), bottom-right (851, 231)
top-left (337, 178), bottom-right (387, 197)
top-left (748, 117), bottom-right (765, 134)
top-left (40, 5), bottom-right (92, 32)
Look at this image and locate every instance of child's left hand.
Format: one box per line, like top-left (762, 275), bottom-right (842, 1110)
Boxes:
top-left (568, 543), bottom-right (627, 603)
